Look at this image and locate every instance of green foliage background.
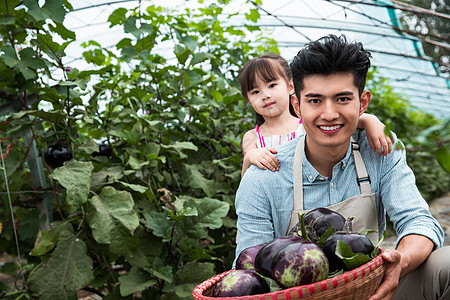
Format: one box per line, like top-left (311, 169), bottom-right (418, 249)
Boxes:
top-left (0, 0), bottom-right (448, 299)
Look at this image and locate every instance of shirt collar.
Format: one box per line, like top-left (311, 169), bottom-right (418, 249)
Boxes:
top-left (300, 135), bottom-right (353, 183)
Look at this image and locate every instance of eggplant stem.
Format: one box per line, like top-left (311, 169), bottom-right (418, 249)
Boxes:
top-left (344, 216), bottom-right (355, 232)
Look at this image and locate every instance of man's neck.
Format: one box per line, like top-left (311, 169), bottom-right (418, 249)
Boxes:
top-left (304, 138), bottom-right (350, 178)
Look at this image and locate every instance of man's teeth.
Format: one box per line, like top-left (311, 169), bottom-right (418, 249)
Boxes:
top-left (319, 125), bottom-right (342, 131)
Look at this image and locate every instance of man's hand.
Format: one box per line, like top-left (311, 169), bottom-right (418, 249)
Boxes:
top-left (368, 250), bottom-right (402, 300)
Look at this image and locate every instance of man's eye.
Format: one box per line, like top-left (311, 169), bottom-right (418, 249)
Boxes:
top-left (308, 99), bottom-right (320, 103)
top-left (337, 97), bottom-right (350, 102)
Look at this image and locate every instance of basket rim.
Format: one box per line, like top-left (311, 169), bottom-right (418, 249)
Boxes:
top-left (192, 251), bottom-right (385, 300)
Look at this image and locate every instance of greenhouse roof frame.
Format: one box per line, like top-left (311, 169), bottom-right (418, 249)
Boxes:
top-left (63, 0), bottom-right (449, 119)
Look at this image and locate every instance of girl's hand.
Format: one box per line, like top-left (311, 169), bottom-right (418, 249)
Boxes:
top-left (367, 128), bottom-right (394, 157)
top-left (360, 114), bottom-right (394, 156)
top-left (246, 147), bottom-right (280, 171)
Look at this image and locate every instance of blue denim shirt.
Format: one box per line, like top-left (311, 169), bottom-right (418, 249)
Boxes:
top-left (234, 130), bottom-right (444, 265)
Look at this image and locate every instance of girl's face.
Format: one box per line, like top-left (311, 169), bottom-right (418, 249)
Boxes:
top-left (246, 75), bottom-right (294, 120)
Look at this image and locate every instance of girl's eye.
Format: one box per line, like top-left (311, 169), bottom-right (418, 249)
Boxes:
top-left (269, 83), bottom-right (276, 88)
top-left (251, 90), bottom-right (259, 95)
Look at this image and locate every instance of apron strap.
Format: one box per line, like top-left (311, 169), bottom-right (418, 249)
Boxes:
top-left (293, 136), bottom-right (304, 211)
top-left (288, 136), bottom-right (373, 235)
top-left (351, 137), bottom-right (372, 195)
top-left (288, 136), bottom-right (305, 234)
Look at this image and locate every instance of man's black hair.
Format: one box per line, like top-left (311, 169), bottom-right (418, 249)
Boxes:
top-left (290, 34), bottom-right (371, 99)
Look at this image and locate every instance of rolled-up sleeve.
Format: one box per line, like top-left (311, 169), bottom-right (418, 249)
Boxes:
top-left (379, 140), bottom-right (444, 249)
top-left (234, 168), bottom-right (275, 267)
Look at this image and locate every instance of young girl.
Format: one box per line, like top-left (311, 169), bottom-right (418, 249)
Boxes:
top-left (240, 53), bottom-right (392, 177)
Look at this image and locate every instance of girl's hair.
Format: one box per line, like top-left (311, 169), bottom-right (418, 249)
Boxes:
top-left (239, 53), bottom-right (297, 126)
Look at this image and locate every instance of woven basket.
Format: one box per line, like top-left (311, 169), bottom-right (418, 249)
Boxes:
top-left (192, 252), bottom-right (384, 300)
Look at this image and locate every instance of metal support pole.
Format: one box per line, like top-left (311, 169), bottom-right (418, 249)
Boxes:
top-left (24, 129), bottom-right (51, 229)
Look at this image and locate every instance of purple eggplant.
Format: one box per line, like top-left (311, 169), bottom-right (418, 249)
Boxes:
top-left (44, 144), bottom-right (73, 169)
top-left (255, 235), bottom-right (304, 278)
top-left (322, 233), bottom-right (375, 272)
top-left (271, 240), bottom-right (329, 289)
top-left (92, 143), bottom-right (112, 157)
top-left (236, 243), bottom-right (267, 271)
top-left (211, 269), bottom-right (269, 297)
top-left (302, 208), bottom-right (346, 243)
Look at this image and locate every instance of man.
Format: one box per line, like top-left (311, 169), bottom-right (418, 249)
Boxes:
top-left (234, 34), bottom-right (449, 299)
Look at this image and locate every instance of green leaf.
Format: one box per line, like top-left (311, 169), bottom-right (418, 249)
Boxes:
top-left (436, 147), bottom-right (450, 172)
top-left (87, 186), bottom-right (139, 244)
top-left (109, 123), bottom-right (141, 144)
top-left (128, 155), bottom-right (149, 169)
top-left (372, 230), bottom-right (388, 257)
top-left (148, 257), bottom-right (173, 282)
top-left (48, 21), bottom-right (75, 40)
top-left (28, 230), bottom-right (94, 300)
top-left (143, 211), bottom-right (172, 239)
top-left (317, 226), bottom-right (336, 247)
top-left (162, 141), bottom-right (198, 159)
top-left (23, 0), bottom-right (67, 23)
top-left (177, 197), bottom-right (229, 239)
top-left (125, 230), bottom-right (163, 267)
top-left (210, 89), bottom-right (222, 101)
top-left (30, 230), bottom-right (57, 256)
top-left (123, 16), bottom-right (145, 38)
top-left (183, 70), bottom-right (204, 88)
top-left (190, 52), bottom-right (215, 65)
top-left (103, 287), bottom-right (132, 300)
top-left (119, 267), bottom-right (157, 297)
top-left (109, 225), bottom-right (139, 257)
top-left (0, 16), bottom-right (15, 25)
top-left (174, 43), bottom-right (186, 55)
top-left (30, 221), bottom-right (74, 256)
top-left (181, 35), bottom-right (197, 52)
top-left (183, 164), bottom-right (217, 197)
top-left (1, 44), bottom-right (19, 68)
top-left (91, 166), bottom-right (124, 188)
top-left (299, 212), bottom-right (310, 241)
top-left (118, 181), bottom-right (148, 193)
top-left (164, 261), bottom-right (215, 295)
top-left (108, 7), bottom-right (128, 26)
top-left (49, 160), bottom-right (94, 212)
top-left (335, 240), bottom-right (372, 270)
top-left (245, 8), bottom-right (260, 22)
top-left (78, 140), bottom-right (99, 154)
top-left (13, 110), bottom-right (66, 123)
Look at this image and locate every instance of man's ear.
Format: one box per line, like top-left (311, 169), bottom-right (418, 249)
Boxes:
top-left (359, 90), bottom-right (371, 116)
top-left (291, 93), bottom-right (301, 118)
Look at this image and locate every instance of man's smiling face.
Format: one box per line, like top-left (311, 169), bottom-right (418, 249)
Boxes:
top-left (293, 72), bottom-right (370, 152)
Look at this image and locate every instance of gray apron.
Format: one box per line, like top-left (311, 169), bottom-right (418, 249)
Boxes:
top-left (287, 136), bottom-right (379, 245)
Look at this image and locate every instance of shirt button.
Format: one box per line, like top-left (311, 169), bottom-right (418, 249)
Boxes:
top-left (319, 177), bottom-right (325, 180)
top-left (330, 182), bottom-right (334, 188)
top-left (342, 163), bottom-right (347, 168)
top-left (309, 175), bottom-right (313, 180)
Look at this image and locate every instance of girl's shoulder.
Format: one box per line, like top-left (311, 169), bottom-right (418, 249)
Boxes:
top-left (242, 128), bottom-right (257, 142)
top-left (242, 128), bottom-right (258, 153)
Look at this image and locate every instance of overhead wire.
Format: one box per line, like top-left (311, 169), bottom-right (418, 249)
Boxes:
top-left (332, 0), bottom-right (450, 20)
top-left (61, 0), bottom-right (448, 117)
top-left (325, 0), bottom-right (450, 51)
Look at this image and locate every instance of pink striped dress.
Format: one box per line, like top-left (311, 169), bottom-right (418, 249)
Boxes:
top-left (256, 121), bottom-right (303, 148)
